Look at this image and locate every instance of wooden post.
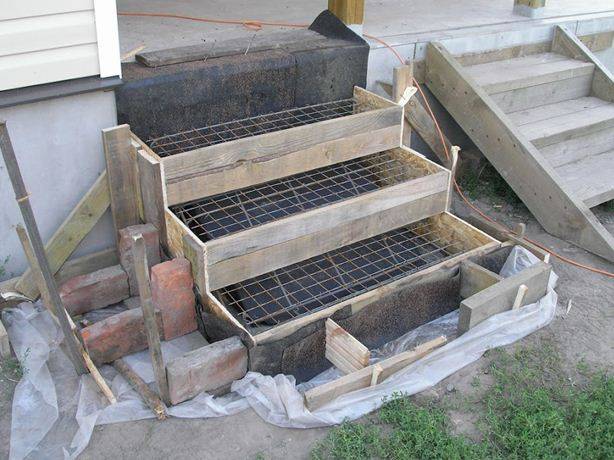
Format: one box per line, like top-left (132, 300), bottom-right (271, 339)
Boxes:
top-left (102, 125), bottom-right (140, 241)
top-left (393, 63), bottom-right (414, 147)
top-left (132, 234), bottom-right (171, 405)
top-left (0, 122), bottom-right (87, 375)
top-left (328, 0), bottom-right (364, 33)
top-left (513, 0), bottom-right (546, 18)
top-left (15, 225), bottom-right (52, 308)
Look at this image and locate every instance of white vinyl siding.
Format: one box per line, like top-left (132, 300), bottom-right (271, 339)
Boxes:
top-left (0, 0), bottom-right (120, 91)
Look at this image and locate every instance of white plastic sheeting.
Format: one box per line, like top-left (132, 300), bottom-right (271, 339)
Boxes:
top-left (3, 246), bottom-right (557, 459)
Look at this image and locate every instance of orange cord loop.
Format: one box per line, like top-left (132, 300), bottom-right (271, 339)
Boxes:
top-left (117, 12), bottom-right (613, 278)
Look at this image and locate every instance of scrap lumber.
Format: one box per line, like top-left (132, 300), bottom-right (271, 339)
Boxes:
top-left (458, 261), bottom-right (551, 334)
top-left (0, 318), bottom-right (9, 358)
top-left (0, 122), bottom-right (87, 374)
top-left (16, 226), bottom-right (116, 403)
top-left (459, 260), bottom-right (503, 299)
top-left (325, 319), bottom-right (370, 374)
top-left (114, 358), bottom-right (167, 419)
top-left (102, 125), bottom-right (141, 240)
top-left (132, 234), bottom-right (171, 405)
top-left (381, 75), bottom-right (454, 168)
top-left (15, 172), bottom-right (110, 299)
top-left (305, 336), bottom-right (447, 411)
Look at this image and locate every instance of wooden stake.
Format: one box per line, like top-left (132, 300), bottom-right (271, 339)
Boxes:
top-left (132, 234), bottom-right (171, 405)
top-left (370, 364), bottom-right (383, 387)
top-left (512, 284), bottom-right (529, 310)
top-left (114, 358), bottom-right (167, 419)
top-left (0, 122), bottom-right (87, 375)
top-left (15, 226), bottom-right (116, 404)
top-left (393, 63), bottom-right (414, 147)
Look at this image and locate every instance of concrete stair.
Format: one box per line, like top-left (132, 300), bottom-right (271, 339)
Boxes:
top-left (467, 52), bottom-right (614, 209)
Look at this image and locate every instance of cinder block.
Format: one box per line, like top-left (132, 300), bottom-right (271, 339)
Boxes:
top-left (151, 258), bottom-right (197, 340)
top-left (118, 224), bottom-right (161, 294)
top-left (82, 308), bottom-right (164, 365)
top-left (59, 265), bottom-right (130, 315)
top-left (166, 336), bottom-right (247, 404)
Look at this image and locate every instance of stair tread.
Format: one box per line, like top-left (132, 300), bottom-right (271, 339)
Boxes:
top-left (516, 99), bottom-right (614, 147)
top-left (556, 149), bottom-right (614, 207)
top-left (539, 127), bottom-right (614, 167)
top-left (466, 52), bottom-right (594, 93)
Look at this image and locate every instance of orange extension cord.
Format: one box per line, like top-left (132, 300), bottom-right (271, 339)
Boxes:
top-left (118, 11), bottom-right (614, 278)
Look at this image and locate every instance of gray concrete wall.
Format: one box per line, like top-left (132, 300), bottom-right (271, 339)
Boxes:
top-left (0, 90), bottom-right (117, 281)
top-left (595, 46), bottom-right (614, 71)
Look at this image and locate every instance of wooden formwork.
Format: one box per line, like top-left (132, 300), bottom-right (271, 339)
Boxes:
top-left (103, 86), bottom-right (501, 350)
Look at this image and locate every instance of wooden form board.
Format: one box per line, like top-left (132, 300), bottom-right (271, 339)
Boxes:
top-left (252, 213), bottom-right (499, 345)
top-left (425, 42), bottom-right (614, 263)
top-left (137, 150), bottom-right (168, 246)
top-left (325, 319), bottom-right (370, 374)
top-left (205, 167), bottom-right (450, 290)
top-left (460, 260), bottom-right (503, 299)
top-left (458, 261), bottom-right (551, 334)
top-left (328, 0), bottom-right (364, 25)
top-left (305, 335), bottom-right (447, 411)
top-left (154, 87), bottom-right (402, 205)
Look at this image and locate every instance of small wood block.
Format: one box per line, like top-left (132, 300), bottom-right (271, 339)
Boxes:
top-left (325, 319), bottom-right (370, 374)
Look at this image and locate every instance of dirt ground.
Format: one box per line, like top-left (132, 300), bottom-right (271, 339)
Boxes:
top-left (1, 198), bottom-right (612, 460)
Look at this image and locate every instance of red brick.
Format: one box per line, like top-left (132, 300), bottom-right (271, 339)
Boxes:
top-left (118, 224), bottom-right (161, 294)
top-left (81, 308), bottom-right (164, 365)
top-left (59, 265), bottom-right (129, 316)
top-left (151, 258), bottom-right (197, 340)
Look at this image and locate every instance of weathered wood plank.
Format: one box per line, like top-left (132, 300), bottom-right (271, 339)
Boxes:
top-left (207, 185), bottom-right (449, 290)
top-left (102, 125), bottom-right (141, 238)
top-left (137, 150), bottom-right (168, 244)
top-left (163, 209), bottom-right (191, 259)
top-left (305, 336), bottom-right (447, 411)
top-left (206, 170), bottom-right (449, 265)
top-left (458, 261), bottom-right (551, 334)
top-left (425, 42), bottom-right (614, 262)
top-left (16, 172), bottom-right (111, 299)
top-left (166, 125), bottom-right (400, 205)
top-left (163, 105), bottom-right (402, 183)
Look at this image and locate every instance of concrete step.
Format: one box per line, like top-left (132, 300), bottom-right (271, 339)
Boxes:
top-left (466, 52), bottom-right (594, 112)
top-left (556, 149), bottom-right (614, 207)
top-left (539, 126), bottom-right (614, 167)
top-left (514, 98), bottom-right (614, 148)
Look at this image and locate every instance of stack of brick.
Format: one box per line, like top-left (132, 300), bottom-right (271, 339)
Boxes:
top-left (59, 224), bottom-right (199, 365)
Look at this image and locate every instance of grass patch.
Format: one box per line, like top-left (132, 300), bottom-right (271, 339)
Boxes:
top-left (0, 356), bottom-right (24, 384)
top-left (312, 344), bottom-right (613, 459)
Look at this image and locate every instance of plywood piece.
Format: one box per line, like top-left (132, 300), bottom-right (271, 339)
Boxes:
top-left (15, 172), bottom-right (110, 299)
top-left (458, 262), bottom-right (550, 334)
top-left (305, 336), bottom-right (446, 411)
top-left (460, 260), bottom-right (503, 299)
top-left (102, 125), bottom-right (140, 238)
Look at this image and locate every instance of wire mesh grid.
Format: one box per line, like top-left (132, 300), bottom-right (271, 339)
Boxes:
top-left (214, 220), bottom-right (459, 330)
top-left (147, 98), bottom-right (360, 157)
top-left (171, 150), bottom-right (422, 241)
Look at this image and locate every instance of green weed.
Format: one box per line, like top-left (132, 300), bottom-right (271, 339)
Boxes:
top-left (312, 343), bottom-right (613, 459)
